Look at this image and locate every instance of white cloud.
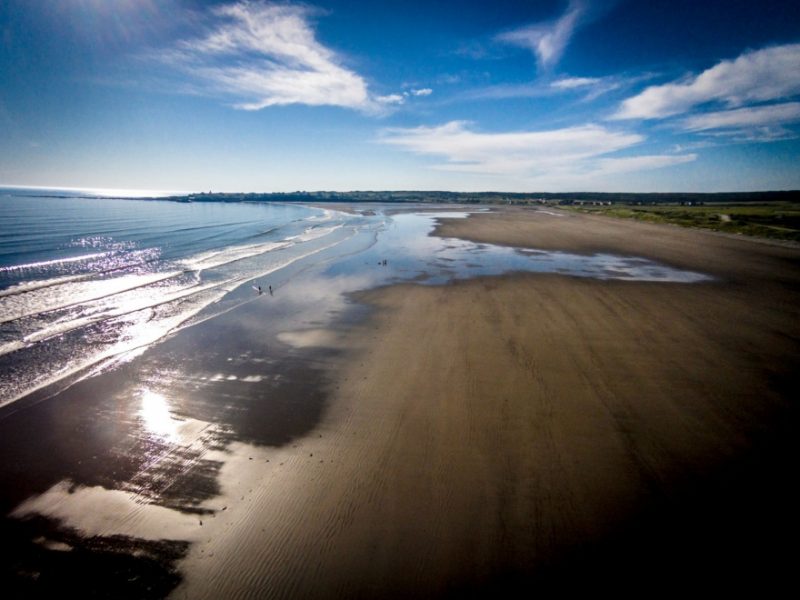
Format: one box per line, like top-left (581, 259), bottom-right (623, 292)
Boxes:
top-left (462, 72), bottom-right (640, 103)
top-left (375, 89), bottom-right (433, 106)
top-left (376, 93), bottom-right (406, 105)
top-left (614, 43), bottom-right (800, 120)
top-left (682, 102), bottom-right (800, 131)
top-left (379, 120), bottom-right (694, 181)
top-left (699, 127), bottom-right (798, 143)
top-left (497, 1), bottom-right (587, 71)
top-left (166, 1), bottom-right (373, 111)
top-left (551, 76), bottom-right (600, 89)
top-left (551, 74), bottom-right (628, 102)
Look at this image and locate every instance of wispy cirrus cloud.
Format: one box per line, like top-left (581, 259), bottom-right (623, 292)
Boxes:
top-left (681, 102), bottom-right (800, 132)
top-left (460, 82), bottom-right (553, 101)
top-left (550, 76), bottom-right (601, 89)
top-left (459, 72), bottom-right (643, 105)
top-left (613, 43), bottom-right (800, 120)
top-left (163, 2), bottom-right (371, 111)
top-left (496, 0), bottom-right (588, 71)
top-left (379, 120), bottom-right (694, 182)
top-left (550, 73), bottom-right (645, 102)
top-left (158, 1), bottom-right (422, 114)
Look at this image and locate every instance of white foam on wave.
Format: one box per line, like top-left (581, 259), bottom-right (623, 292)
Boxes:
top-left (0, 270), bottom-right (184, 324)
top-left (0, 339), bottom-right (25, 357)
top-left (284, 224), bottom-right (342, 243)
top-left (0, 272), bottom-right (94, 299)
top-left (0, 247), bottom-right (162, 299)
top-left (180, 241), bottom-right (292, 273)
top-left (0, 283), bottom-right (233, 409)
top-left (305, 208), bottom-right (334, 222)
top-left (5, 278), bottom-right (236, 354)
top-left (0, 239), bottom-right (300, 325)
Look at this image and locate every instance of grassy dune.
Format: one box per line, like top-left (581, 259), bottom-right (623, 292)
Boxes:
top-left (566, 202), bottom-right (800, 242)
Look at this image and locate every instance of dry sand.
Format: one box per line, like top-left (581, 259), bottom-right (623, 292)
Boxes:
top-left (174, 208), bottom-right (800, 598)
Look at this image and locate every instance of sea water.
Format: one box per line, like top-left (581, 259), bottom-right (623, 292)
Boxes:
top-left (0, 190), bottom-right (359, 407)
top-left (0, 189), bottom-right (710, 408)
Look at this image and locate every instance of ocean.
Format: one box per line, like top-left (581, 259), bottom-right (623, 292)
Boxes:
top-left (0, 188), bottom-right (711, 409)
top-left (0, 189), bottom-right (361, 408)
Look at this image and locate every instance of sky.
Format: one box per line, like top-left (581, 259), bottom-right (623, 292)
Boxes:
top-left (1, 0), bottom-right (799, 193)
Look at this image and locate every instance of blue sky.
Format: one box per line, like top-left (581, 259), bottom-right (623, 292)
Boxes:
top-left (1, 0), bottom-right (799, 193)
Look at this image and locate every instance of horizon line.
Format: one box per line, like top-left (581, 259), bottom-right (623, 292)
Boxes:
top-left (2, 184), bottom-right (799, 198)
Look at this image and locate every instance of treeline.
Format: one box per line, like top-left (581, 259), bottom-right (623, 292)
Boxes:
top-left (164, 190), bottom-right (800, 205)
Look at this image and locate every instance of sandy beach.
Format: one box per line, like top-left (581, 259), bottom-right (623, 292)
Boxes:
top-left (169, 207), bottom-right (799, 597)
top-left (2, 205), bottom-right (798, 597)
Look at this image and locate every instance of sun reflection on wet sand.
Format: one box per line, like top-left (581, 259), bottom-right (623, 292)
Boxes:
top-left (139, 389), bottom-right (180, 443)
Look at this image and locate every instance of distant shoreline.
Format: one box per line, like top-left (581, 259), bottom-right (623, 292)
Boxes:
top-left (2, 185), bottom-right (799, 206)
top-left (159, 189), bottom-right (800, 206)
top-left (5, 186), bottom-right (798, 243)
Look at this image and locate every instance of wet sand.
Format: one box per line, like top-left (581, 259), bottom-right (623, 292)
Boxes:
top-left (173, 208), bottom-right (800, 597)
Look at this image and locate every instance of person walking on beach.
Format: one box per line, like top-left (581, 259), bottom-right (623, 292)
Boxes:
top-left (269, 285), bottom-right (273, 296)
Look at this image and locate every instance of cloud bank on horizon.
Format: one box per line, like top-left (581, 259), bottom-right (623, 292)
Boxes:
top-left (1, 0), bottom-right (799, 191)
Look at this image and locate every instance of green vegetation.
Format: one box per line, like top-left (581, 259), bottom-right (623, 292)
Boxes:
top-left (566, 202), bottom-right (800, 242)
top-left (168, 190), bottom-right (800, 206)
